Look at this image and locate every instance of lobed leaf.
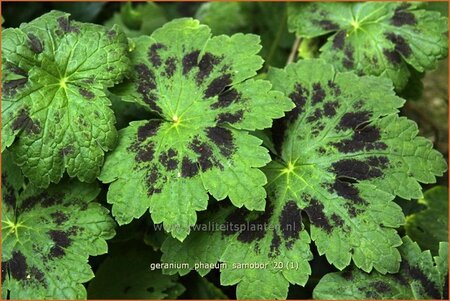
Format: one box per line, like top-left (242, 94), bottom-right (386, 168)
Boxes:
top-left (161, 59), bottom-right (446, 299)
top-left (288, 2), bottom-right (448, 89)
top-left (100, 18), bottom-right (293, 241)
top-left (267, 59), bottom-right (446, 273)
top-left (1, 151), bottom-right (116, 299)
top-left (405, 186), bottom-right (448, 255)
top-left (104, 3), bottom-right (168, 38)
top-left (161, 199), bottom-right (313, 300)
top-left (313, 237), bottom-right (449, 300)
top-left (195, 2), bottom-right (247, 35)
top-left (2, 11), bottom-right (129, 187)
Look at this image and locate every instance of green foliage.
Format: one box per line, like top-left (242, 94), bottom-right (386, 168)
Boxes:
top-left (195, 2), bottom-right (247, 35)
top-left (100, 18), bottom-right (293, 241)
top-left (1, 3), bottom-right (448, 300)
top-left (88, 240), bottom-right (185, 299)
top-left (2, 11), bottom-right (129, 188)
top-left (405, 186), bottom-right (448, 255)
top-left (104, 2), bottom-right (168, 38)
top-left (1, 151), bottom-right (115, 299)
top-left (52, 2), bottom-right (106, 22)
top-left (313, 237), bottom-right (448, 300)
top-left (288, 2), bottom-right (448, 89)
top-left (195, 2), bottom-right (295, 68)
top-left (160, 59), bottom-right (447, 299)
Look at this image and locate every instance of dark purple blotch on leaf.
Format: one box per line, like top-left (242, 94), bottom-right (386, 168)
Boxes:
top-left (51, 211), bottom-right (69, 225)
top-left (48, 230), bottom-right (72, 258)
top-left (9, 251), bottom-right (28, 280)
top-left (342, 45), bottom-right (354, 69)
top-left (137, 120), bottom-right (162, 142)
top-left (269, 229), bottom-right (281, 258)
top-left (159, 148), bottom-right (178, 171)
top-left (385, 33), bottom-right (412, 57)
top-left (12, 109), bottom-right (40, 135)
top-left (279, 200), bottom-right (302, 248)
top-left (164, 57), bottom-right (177, 78)
top-left (217, 110), bottom-right (244, 124)
top-left (224, 203), bottom-right (274, 243)
top-left (333, 30), bottom-right (346, 49)
top-left (181, 157), bottom-right (199, 178)
top-left (136, 143), bottom-right (155, 163)
top-left (304, 196), bottom-right (333, 233)
top-left (59, 145), bottom-right (75, 157)
top-left (323, 101), bottom-right (339, 117)
top-left (57, 16), bottom-right (79, 33)
top-left (211, 87), bottom-right (240, 109)
top-left (148, 43), bottom-right (167, 68)
top-left (272, 83), bottom-right (308, 155)
top-left (78, 87), bottom-right (95, 100)
top-left (307, 108), bottom-right (323, 123)
top-left (205, 74), bottom-right (232, 99)
top-left (189, 138), bottom-right (217, 172)
top-left (146, 167), bottom-right (163, 195)
top-left (182, 50), bottom-right (200, 75)
top-left (2, 175), bottom-right (16, 208)
top-left (4, 78), bottom-right (28, 97)
top-left (7, 63), bottom-right (27, 77)
top-left (314, 20), bottom-right (340, 31)
top-left (196, 52), bottom-right (222, 84)
top-left (402, 261), bottom-right (441, 299)
top-left (206, 127), bottom-right (235, 158)
top-left (383, 49), bottom-right (402, 65)
top-left (311, 83), bottom-right (326, 105)
top-left (28, 33), bottom-right (43, 53)
top-left (135, 64), bottom-right (162, 114)
top-left (391, 5), bottom-right (417, 27)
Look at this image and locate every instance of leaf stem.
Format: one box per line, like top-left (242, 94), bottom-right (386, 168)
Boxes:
top-left (286, 36), bottom-right (301, 65)
top-left (263, 7), bottom-right (288, 71)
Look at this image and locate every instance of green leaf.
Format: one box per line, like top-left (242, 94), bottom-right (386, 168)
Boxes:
top-left (1, 152), bottom-right (116, 299)
top-left (243, 2), bottom-right (295, 69)
top-left (109, 91), bottom-right (155, 130)
top-left (2, 11), bottom-right (129, 188)
top-left (266, 59), bottom-right (446, 273)
top-left (104, 3), bottom-right (168, 38)
top-left (195, 2), bottom-right (247, 35)
top-left (405, 186), bottom-right (448, 254)
top-left (288, 2), bottom-right (448, 89)
top-left (313, 237), bottom-right (449, 300)
top-left (88, 240), bottom-right (185, 299)
top-left (161, 59), bottom-right (446, 299)
top-left (195, 2), bottom-right (295, 68)
top-left (397, 66), bottom-right (425, 101)
top-left (161, 199), bottom-right (313, 300)
top-left (52, 2), bottom-right (106, 22)
top-left (100, 18), bottom-right (293, 241)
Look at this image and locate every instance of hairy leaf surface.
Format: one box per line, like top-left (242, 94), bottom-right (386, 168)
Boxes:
top-left (1, 152), bottom-right (116, 299)
top-left (313, 237), bottom-right (449, 300)
top-left (405, 186), bottom-right (448, 255)
top-left (2, 11), bottom-right (129, 187)
top-left (100, 18), bottom-right (293, 240)
top-left (288, 2), bottom-right (448, 89)
top-left (161, 59), bottom-right (446, 299)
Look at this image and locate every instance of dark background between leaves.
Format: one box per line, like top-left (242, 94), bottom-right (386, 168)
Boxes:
top-left (2, 1), bottom-right (448, 299)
